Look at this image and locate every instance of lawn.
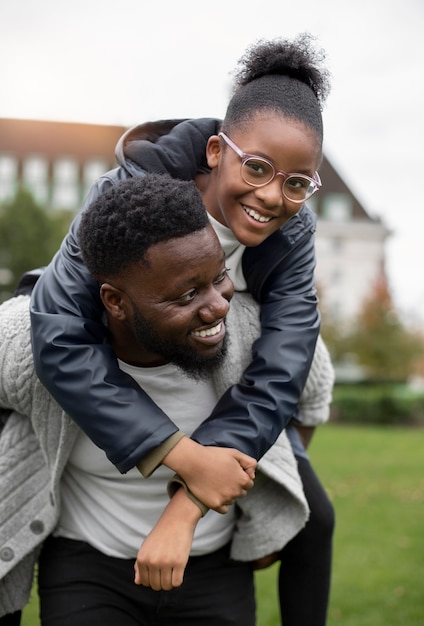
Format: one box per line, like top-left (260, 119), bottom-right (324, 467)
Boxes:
top-left (21, 424), bottom-right (424, 625)
top-left (255, 424), bottom-right (424, 625)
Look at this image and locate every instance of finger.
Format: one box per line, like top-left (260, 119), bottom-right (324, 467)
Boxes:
top-left (134, 563), bottom-right (141, 585)
top-left (149, 568), bottom-right (163, 592)
top-left (134, 563), bottom-right (150, 587)
top-left (245, 467), bottom-right (256, 480)
top-left (243, 477), bottom-right (255, 490)
top-left (159, 568), bottom-right (174, 591)
top-left (237, 454), bottom-right (257, 471)
top-left (215, 504), bottom-right (229, 514)
top-left (171, 566), bottom-right (185, 588)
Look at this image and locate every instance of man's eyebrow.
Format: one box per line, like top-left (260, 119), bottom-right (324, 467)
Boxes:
top-left (170, 253), bottom-right (227, 290)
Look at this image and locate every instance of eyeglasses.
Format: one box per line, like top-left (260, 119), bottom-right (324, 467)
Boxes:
top-left (219, 132), bottom-right (321, 204)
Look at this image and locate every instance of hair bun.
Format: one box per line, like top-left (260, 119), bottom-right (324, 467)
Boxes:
top-left (232, 32), bottom-right (331, 105)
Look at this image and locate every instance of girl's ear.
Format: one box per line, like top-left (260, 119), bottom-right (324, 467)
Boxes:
top-left (206, 135), bottom-right (222, 169)
top-left (100, 283), bottom-right (129, 320)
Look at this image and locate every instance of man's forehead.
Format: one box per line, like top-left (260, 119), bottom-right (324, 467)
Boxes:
top-left (128, 227), bottom-right (224, 290)
top-left (147, 227), bottom-right (222, 267)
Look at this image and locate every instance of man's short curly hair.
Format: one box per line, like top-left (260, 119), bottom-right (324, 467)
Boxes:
top-left (78, 173), bottom-right (209, 280)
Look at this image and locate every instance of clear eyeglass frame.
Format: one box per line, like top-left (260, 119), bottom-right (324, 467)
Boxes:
top-left (219, 132), bottom-right (321, 204)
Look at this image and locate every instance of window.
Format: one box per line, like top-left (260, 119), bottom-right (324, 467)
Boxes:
top-left (0, 154), bottom-right (18, 201)
top-left (322, 193), bottom-right (352, 221)
top-left (83, 159), bottom-right (108, 197)
top-left (23, 155), bottom-right (49, 203)
top-left (52, 157), bottom-right (79, 209)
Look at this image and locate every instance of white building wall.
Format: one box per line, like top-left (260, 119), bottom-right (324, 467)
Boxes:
top-left (315, 219), bottom-right (390, 321)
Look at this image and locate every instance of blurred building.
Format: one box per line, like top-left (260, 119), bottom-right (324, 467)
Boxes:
top-left (0, 117), bottom-right (390, 322)
top-left (308, 155), bottom-right (391, 322)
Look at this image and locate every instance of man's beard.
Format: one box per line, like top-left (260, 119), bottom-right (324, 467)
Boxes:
top-left (133, 307), bottom-right (228, 381)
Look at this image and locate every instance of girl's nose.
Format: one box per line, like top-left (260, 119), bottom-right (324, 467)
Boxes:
top-left (253, 177), bottom-right (284, 208)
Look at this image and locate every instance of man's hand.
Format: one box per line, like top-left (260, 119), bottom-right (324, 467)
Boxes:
top-left (163, 437), bottom-right (256, 513)
top-left (134, 487), bottom-right (201, 590)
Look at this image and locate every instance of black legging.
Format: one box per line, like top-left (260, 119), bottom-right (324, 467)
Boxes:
top-left (0, 613), bottom-right (21, 626)
top-left (278, 455), bottom-right (335, 626)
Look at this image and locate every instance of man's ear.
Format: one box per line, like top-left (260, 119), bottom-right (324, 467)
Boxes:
top-left (206, 135), bottom-right (222, 169)
top-left (100, 283), bottom-right (129, 320)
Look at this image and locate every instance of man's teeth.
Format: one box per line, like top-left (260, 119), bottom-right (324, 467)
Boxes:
top-left (243, 206), bottom-right (272, 223)
top-left (192, 322), bottom-right (222, 338)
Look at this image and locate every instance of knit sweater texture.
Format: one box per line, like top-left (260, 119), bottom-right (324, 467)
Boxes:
top-left (0, 295), bottom-right (334, 616)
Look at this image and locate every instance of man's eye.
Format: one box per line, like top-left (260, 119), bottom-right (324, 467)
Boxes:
top-left (214, 268), bottom-right (230, 284)
top-left (178, 290), bottom-right (197, 303)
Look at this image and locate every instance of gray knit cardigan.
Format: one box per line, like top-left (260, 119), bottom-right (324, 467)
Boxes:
top-left (0, 295), bottom-right (334, 616)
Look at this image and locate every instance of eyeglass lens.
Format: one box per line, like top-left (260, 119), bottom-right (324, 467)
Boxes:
top-left (241, 158), bottom-right (315, 202)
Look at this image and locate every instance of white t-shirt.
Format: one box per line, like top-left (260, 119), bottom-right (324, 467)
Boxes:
top-left (56, 362), bottom-right (235, 558)
top-left (208, 214), bottom-right (247, 291)
top-left (57, 219), bottom-right (245, 558)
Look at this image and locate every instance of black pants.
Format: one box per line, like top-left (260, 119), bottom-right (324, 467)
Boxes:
top-left (279, 456), bottom-right (335, 626)
top-left (38, 537), bottom-right (255, 626)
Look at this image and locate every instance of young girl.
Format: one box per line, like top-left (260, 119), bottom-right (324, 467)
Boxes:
top-left (30, 33), bottom-right (334, 625)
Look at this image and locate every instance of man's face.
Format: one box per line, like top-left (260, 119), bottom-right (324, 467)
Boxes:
top-left (115, 225), bottom-right (234, 378)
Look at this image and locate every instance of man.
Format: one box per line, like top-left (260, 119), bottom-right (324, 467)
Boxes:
top-left (1, 174), bottom-right (327, 625)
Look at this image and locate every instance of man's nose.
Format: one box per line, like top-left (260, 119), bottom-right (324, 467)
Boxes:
top-left (198, 287), bottom-right (231, 323)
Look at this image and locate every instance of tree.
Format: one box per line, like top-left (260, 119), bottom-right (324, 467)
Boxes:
top-left (0, 187), bottom-right (72, 300)
top-left (342, 272), bottom-right (423, 382)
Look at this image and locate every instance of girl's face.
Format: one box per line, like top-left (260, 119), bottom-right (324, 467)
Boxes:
top-left (203, 114), bottom-right (321, 247)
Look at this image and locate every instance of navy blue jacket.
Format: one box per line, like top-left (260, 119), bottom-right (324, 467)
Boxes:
top-left (30, 118), bottom-right (320, 473)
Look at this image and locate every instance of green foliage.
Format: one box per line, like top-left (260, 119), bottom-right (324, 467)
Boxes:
top-left (320, 277), bottom-right (424, 384)
top-left (0, 187), bottom-right (73, 300)
top-left (330, 384), bottom-right (424, 425)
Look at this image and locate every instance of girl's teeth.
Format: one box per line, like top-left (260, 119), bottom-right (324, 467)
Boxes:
top-left (193, 322), bottom-right (221, 338)
top-left (243, 206), bottom-right (271, 223)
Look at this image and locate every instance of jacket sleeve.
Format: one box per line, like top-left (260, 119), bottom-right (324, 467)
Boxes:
top-left (189, 217), bottom-right (320, 461)
top-left (30, 174), bottom-right (180, 474)
top-left (30, 166), bottom-right (319, 470)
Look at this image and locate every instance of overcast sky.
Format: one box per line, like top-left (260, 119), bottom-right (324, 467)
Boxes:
top-left (1, 0), bottom-right (423, 322)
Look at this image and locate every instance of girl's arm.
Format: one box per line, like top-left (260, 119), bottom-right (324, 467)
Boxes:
top-left (190, 214), bottom-right (320, 460)
top-left (30, 175), bottom-right (180, 473)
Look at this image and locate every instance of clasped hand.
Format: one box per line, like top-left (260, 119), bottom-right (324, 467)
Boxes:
top-left (135, 441), bottom-right (257, 590)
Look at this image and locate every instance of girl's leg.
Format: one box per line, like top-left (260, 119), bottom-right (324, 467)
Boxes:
top-left (278, 456), bottom-right (335, 626)
top-left (0, 613), bottom-right (21, 626)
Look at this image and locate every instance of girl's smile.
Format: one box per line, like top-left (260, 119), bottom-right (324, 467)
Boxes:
top-left (203, 114), bottom-right (321, 247)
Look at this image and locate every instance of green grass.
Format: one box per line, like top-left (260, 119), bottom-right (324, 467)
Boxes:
top-left (21, 424), bottom-right (424, 625)
top-left (255, 424), bottom-right (424, 625)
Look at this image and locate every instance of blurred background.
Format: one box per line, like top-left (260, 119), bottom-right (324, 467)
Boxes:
top-left (0, 1), bottom-right (423, 624)
top-left (1, 0), bottom-right (424, 384)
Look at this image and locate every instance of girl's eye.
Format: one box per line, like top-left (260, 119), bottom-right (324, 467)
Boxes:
top-left (244, 159), bottom-right (269, 178)
top-left (286, 176), bottom-right (309, 189)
